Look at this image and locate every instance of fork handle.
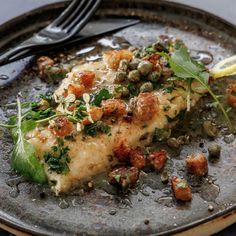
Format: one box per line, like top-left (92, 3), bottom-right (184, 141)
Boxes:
top-left (0, 44), bottom-right (35, 65)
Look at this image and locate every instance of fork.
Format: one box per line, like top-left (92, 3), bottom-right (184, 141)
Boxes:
top-left (0, 0), bottom-right (101, 65)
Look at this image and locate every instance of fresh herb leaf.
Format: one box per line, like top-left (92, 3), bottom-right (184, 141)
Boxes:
top-left (84, 122), bottom-right (98, 136)
top-left (91, 88), bottom-right (112, 106)
top-left (164, 86), bottom-right (176, 93)
top-left (152, 128), bottom-right (171, 142)
top-left (27, 108), bottom-right (56, 121)
top-left (75, 105), bottom-right (87, 120)
top-left (39, 93), bottom-right (52, 103)
top-left (84, 121), bottom-right (111, 137)
top-left (44, 138), bottom-right (70, 174)
top-left (11, 97), bottom-right (47, 184)
top-left (162, 47), bottom-right (234, 131)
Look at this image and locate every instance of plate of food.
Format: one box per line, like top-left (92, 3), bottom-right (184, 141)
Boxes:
top-left (0, 0), bottom-right (236, 235)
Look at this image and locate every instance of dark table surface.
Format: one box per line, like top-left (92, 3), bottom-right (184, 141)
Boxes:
top-left (0, 0), bottom-right (235, 235)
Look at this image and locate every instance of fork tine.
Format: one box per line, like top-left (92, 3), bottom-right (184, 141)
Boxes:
top-left (66, 0), bottom-right (101, 33)
top-left (50, 0), bottom-right (79, 27)
top-left (59, 0), bottom-right (87, 29)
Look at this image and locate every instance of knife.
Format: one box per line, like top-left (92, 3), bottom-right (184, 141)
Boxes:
top-left (0, 17), bottom-right (139, 87)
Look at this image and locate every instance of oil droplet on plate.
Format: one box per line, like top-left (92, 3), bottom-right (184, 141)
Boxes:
top-left (0, 74), bottom-right (9, 80)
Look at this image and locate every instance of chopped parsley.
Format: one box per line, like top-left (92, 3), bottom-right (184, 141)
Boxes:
top-left (75, 105), bottom-right (87, 120)
top-left (44, 138), bottom-right (70, 174)
top-left (91, 88), bottom-right (112, 106)
top-left (164, 86), bottom-right (176, 93)
top-left (39, 93), bottom-right (53, 104)
top-left (84, 121), bottom-right (111, 137)
top-left (27, 108), bottom-right (56, 121)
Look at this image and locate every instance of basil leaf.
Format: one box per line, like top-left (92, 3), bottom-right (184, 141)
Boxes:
top-left (10, 98), bottom-right (47, 184)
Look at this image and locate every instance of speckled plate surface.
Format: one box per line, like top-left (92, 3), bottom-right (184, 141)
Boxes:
top-left (0, 1), bottom-right (236, 235)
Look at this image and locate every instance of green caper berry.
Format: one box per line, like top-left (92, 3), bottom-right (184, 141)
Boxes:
top-left (152, 41), bottom-right (168, 52)
top-left (47, 66), bottom-right (61, 74)
top-left (137, 60), bottom-right (153, 76)
top-left (129, 58), bottom-right (141, 70)
top-left (118, 59), bottom-right (128, 72)
top-left (147, 71), bottom-right (161, 82)
top-left (121, 87), bottom-right (129, 98)
top-left (114, 71), bottom-right (127, 83)
top-left (203, 121), bottom-right (218, 137)
top-left (140, 82), bottom-right (153, 92)
top-left (128, 70), bottom-right (140, 82)
top-left (208, 143), bottom-right (221, 157)
top-left (167, 137), bottom-right (180, 149)
top-left (162, 67), bottom-right (172, 79)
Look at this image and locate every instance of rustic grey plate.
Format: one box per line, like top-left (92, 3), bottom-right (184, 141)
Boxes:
top-left (0, 1), bottom-right (236, 235)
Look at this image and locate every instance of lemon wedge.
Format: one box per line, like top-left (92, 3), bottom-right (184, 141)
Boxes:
top-left (211, 55), bottom-right (236, 78)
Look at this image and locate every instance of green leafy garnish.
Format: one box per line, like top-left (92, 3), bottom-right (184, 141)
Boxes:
top-left (75, 105), bottom-right (87, 120)
top-left (44, 138), bottom-right (70, 174)
top-left (164, 86), bottom-right (176, 93)
top-left (162, 47), bottom-right (234, 131)
top-left (152, 127), bottom-right (171, 142)
top-left (91, 88), bottom-right (112, 106)
top-left (39, 93), bottom-right (53, 103)
top-left (10, 97), bottom-right (47, 183)
top-left (84, 121), bottom-right (111, 137)
top-left (27, 107), bottom-right (55, 121)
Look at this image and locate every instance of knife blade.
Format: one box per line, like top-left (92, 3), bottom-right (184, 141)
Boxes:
top-left (0, 17), bottom-right (139, 87)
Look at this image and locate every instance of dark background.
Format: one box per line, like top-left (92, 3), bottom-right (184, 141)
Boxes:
top-left (0, 0), bottom-right (235, 235)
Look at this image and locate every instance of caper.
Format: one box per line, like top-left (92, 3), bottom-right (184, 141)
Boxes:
top-left (203, 121), bottom-right (218, 137)
top-left (208, 143), bottom-right (221, 158)
top-left (128, 70), bottom-right (140, 82)
top-left (139, 82), bottom-right (153, 92)
top-left (114, 71), bottom-right (127, 83)
top-left (118, 59), bottom-right (128, 72)
top-left (177, 135), bottom-right (190, 145)
top-left (38, 99), bottom-right (50, 110)
top-left (167, 137), bottom-right (180, 149)
top-left (137, 60), bottom-right (153, 76)
top-left (161, 170), bottom-right (169, 184)
top-left (114, 86), bottom-right (129, 98)
top-left (161, 67), bottom-right (172, 79)
top-left (129, 58), bottom-right (141, 70)
top-left (62, 63), bottom-right (72, 73)
top-left (121, 87), bottom-right (129, 97)
top-left (147, 71), bottom-right (161, 82)
top-left (152, 41), bottom-right (168, 52)
top-left (46, 66), bottom-right (61, 74)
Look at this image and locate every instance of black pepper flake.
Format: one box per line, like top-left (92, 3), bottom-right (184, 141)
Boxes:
top-left (123, 115), bottom-right (132, 123)
top-left (39, 192), bottom-right (46, 199)
top-left (109, 209), bottom-right (117, 215)
top-left (199, 142), bottom-right (204, 148)
top-left (144, 219), bottom-right (150, 225)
